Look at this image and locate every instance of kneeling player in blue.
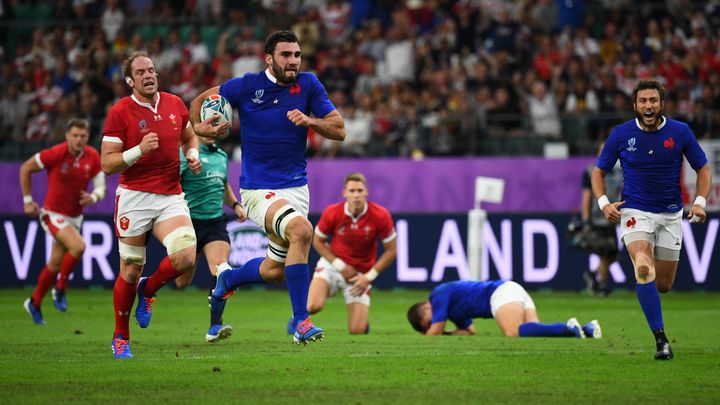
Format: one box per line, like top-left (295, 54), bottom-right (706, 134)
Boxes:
top-left (407, 280), bottom-right (600, 338)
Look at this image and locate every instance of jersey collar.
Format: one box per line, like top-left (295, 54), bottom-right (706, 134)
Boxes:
top-left (264, 69), bottom-right (277, 84)
top-left (634, 115), bottom-right (667, 132)
top-left (131, 92), bottom-right (161, 114)
top-left (344, 202), bottom-right (368, 222)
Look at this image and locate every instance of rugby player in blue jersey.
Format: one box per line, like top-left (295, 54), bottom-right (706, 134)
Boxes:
top-left (592, 79), bottom-right (712, 360)
top-left (407, 280), bottom-right (600, 338)
top-left (190, 30), bottom-right (345, 345)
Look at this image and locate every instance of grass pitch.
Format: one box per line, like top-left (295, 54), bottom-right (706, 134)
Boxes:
top-left (1, 288), bottom-right (719, 404)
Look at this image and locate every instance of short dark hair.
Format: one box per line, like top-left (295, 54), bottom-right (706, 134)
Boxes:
top-left (264, 30), bottom-right (299, 55)
top-left (407, 302), bottom-right (428, 333)
top-left (122, 51), bottom-right (150, 78)
top-left (632, 79), bottom-right (665, 103)
top-left (66, 118), bottom-right (89, 131)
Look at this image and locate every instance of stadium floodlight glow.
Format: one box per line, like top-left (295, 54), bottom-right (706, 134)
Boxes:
top-left (468, 176), bottom-right (505, 281)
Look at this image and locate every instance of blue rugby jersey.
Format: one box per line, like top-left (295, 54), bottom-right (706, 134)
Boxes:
top-left (220, 70), bottom-right (336, 189)
top-left (597, 117), bottom-right (707, 213)
top-left (429, 280), bottom-right (507, 330)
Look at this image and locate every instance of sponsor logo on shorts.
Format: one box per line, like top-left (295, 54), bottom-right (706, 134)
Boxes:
top-left (626, 217), bottom-right (636, 228)
top-left (265, 191), bottom-right (276, 200)
top-left (119, 216), bottom-right (130, 231)
top-left (57, 218), bottom-right (64, 224)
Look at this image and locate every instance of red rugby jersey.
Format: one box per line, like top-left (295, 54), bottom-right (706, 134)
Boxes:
top-left (315, 201), bottom-right (396, 273)
top-left (102, 92), bottom-right (189, 194)
top-left (37, 143), bottom-right (101, 217)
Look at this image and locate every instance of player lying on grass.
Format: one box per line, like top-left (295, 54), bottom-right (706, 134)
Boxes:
top-left (407, 280), bottom-right (601, 338)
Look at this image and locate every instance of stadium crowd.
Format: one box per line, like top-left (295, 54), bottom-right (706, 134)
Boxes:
top-left (0, 0), bottom-right (719, 160)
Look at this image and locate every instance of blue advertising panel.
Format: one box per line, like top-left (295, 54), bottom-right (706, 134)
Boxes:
top-left (2, 214), bottom-right (717, 290)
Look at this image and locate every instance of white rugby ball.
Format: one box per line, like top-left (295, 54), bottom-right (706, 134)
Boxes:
top-left (201, 94), bottom-right (232, 138)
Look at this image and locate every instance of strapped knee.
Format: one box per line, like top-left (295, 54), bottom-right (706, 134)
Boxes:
top-left (271, 204), bottom-right (303, 242)
top-left (267, 240), bottom-right (288, 263)
top-left (119, 241), bottom-right (146, 265)
top-left (162, 226), bottom-right (197, 255)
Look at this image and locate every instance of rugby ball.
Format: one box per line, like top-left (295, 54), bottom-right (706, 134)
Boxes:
top-left (201, 94), bottom-right (232, 137)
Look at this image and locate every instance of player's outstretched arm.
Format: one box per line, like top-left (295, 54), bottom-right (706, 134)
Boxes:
top-left (287, 109), bottom-right (345, 141)
top-left (688, 164), bottom-right (712, 224)
top-left (19, 155), bottom-right (42, 217)
top-left (190, 86), bottom-right (230, 139)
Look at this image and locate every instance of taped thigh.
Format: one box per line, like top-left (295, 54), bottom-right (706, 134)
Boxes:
top-left (119, 241), bottom-right (147, 265)
top-left (162, 226), bottom-right (197, 255)
top-left (271, 204), bottom-right (303, 242)
top-left (267, 240), bottom-right (288, 263)
top-left (655, 246), bottom-right (680, 261)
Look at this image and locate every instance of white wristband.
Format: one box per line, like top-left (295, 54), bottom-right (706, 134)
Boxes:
top-left (365, 268), bottom-right (379, 282)
top-left (23, 195), bottom-right (33, 204)
top-left (597, 195), bottom-right (610, 210)
top-left (693, 196), bottom-right (707, 208)
top-left (122, 145), bottom-right (142, 167)
top-left (186, 148), bottom-right (199, 160)
top-left (331, 257), bottom-right (346, 271)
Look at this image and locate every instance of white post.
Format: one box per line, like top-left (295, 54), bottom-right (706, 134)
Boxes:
top-left (467, 176), bottom-right (505, 281)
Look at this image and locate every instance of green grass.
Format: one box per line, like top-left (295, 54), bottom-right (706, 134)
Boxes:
top-left (1, 288), bottom-right (719, 404)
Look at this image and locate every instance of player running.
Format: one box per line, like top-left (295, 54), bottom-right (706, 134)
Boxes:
top-left (102, 51), bottom-right (202, 358)
top-left (20, 118), bottom-right (104, 324)
top-left (592, 79), bottom-right (711, 360)
top-left (190, 30), bottom-right (345, 345)
top-left (173, 135), bottom-right (247, 342)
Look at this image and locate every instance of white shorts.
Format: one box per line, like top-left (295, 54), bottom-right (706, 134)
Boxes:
top-left (490, 281), bottom-right (536, 317)
top-left (240, 185), bottom-right (309, 235)
top-left (114, 187), bottom-right (190, 237)
top-left (39, 209), bottom-right (82, 236)
top-left (312, 257), bottom-right (371, 306)
top-left (620, 208), bottom-right (682, 261)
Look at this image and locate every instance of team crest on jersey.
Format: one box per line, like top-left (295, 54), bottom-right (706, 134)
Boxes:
top-left (289, 84), bottom-right (301, 95)
top-left (139, 119), bottom-right (147, 129)
top-left (169, 113), bottom-right (177, 125)
top-left (663, 136), bottom-right (675, 150)
top-left (61, 162), bottom-right (68, 173)
top-left (626, 137), bottom-right (637, 151)
top-left (252, 89), bottom-right (264, 104)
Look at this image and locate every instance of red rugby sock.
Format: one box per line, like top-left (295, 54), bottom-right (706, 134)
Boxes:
top-left (56, 253), bottom-right (80, 290)
top-left (31, 267), bottom-right (56, 306)
top-left (142, 257), bottom-right (182, 297)
top-left (113, 276), bottom-right (136, 339)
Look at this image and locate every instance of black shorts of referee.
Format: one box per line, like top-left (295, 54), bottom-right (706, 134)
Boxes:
top-left (192, 216), bottom-right (230, 251)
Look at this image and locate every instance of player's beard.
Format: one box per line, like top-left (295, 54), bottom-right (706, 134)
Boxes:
top-left (635, 107), bottom-right (663, 131)
top-left (271, 59), bottom-right (298, 85)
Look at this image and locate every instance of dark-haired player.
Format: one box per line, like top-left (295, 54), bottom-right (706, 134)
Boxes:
top-left (592, 79), bottom-right (711, 360)
top-left (190, 30), bottom-right (345, 345)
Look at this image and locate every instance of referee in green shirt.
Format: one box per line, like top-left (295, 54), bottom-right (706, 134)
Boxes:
top-left (175, 136), bottom-right (246, 342)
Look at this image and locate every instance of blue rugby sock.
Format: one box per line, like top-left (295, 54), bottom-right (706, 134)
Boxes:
top-left (225, 257), bottom-right (264, 290)
top-left (518, 322), bottom-right (569, 337)
top-left (285, 263), bottom-right (310, 322)
top-left (636, 281), bottom-right (664, 331)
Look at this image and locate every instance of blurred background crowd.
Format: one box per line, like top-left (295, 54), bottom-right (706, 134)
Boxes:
top-left (0, 0), bottom-right (718, 161)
